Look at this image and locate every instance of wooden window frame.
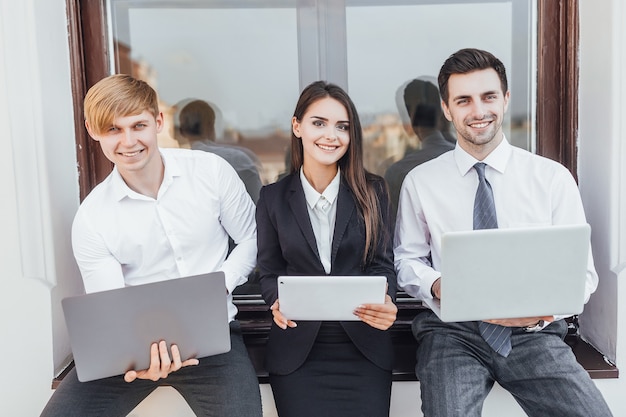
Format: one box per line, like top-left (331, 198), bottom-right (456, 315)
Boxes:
top-left (61, 0), bottom-right (620, 383)
top-left (67, 0), bottom-right (580, 200)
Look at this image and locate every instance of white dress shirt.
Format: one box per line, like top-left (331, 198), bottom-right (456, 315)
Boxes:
top-left (300, 168), bottom-right (340, 274)
top-left (71, 148), bottom-right (257, 321)
top-left (394, 138), bottom-right (598, 320)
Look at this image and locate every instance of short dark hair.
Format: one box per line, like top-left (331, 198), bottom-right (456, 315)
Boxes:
top-left (403, 78), bottom-right (441, 130)
top-left (177, 99), bottom-right (216, 141)
top-left (438, 48), bottom-right (508, 104)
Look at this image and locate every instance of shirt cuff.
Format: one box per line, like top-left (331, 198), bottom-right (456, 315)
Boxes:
top-left (222, 270), bottom-right (246, 294)
top-left (418, 270), bottom-right (442, 301)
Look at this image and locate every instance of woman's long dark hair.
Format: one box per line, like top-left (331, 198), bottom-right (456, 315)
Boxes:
top-left (290, 81), bottom-right (383, 265)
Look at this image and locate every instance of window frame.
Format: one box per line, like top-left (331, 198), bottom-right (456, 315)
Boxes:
top-left (67, 0), bottom-right (579, 199)
top-left (62, 0), bottom-right (621, 382)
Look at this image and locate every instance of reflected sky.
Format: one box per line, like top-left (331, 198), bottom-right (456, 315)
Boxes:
top-left (123, 3), bottom-right (527, 132)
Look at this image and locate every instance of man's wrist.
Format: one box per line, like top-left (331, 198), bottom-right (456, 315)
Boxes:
top-left (430, 278), bottom-right (441, 299)
top-left (524, 319), bottom-right (545, 332)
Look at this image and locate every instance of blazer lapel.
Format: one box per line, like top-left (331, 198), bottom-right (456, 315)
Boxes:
top-left (287, 174), bottom-right (321, 261)
top-left (331, 181), bottom-right (356, 266)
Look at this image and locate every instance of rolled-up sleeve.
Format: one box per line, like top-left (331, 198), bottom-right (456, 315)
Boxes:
top-left (215, 160), bottom-right (258, 294)
top-left (393, 173), bottom-right (441, 301)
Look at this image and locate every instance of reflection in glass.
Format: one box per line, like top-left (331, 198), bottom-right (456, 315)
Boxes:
top-left (106, 0), bottom-right (536, 295)
top-left (109, 3), bottom-right (299, 184)
top-left (384, 77), bottom-right (456, 219)
top-left (173, 98), bottom-right (263, 203)
top-left (108, 0), bottom-right (535, 186)
top-left (345, 2), bottom-right (535, 176)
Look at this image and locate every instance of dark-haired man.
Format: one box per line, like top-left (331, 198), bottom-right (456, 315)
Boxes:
top-left (394, 48), bottom-right (612, 417)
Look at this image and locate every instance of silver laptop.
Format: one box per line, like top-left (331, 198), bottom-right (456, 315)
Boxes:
top-left (424, 224), bottom-right (591, 322)
top-left (62, 271), bottom-right (231, 382)
top-left (278, 275), bottom-right (387, 321)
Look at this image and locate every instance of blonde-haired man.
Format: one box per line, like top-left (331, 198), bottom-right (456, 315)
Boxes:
top-left (41, 74), bottom-right (262, 417)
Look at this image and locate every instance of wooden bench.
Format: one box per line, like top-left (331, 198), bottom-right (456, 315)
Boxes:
top-left (234, 289), bottom-right (619, 383)
top-left (53, 290), bottom-right (618, 389)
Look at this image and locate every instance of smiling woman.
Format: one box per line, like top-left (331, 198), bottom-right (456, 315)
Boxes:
top-left (294, 97), bottom-right (351, 185)
top-left (256, 80), bottom-right (398, 417)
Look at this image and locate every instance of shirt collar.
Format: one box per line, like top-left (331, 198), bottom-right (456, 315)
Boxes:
top-left (110, 150), bottom-right (182, 201)
top-left (454, 135), bottom-right (512, 177)
top-left (300, 168), bottom-right (341, 210)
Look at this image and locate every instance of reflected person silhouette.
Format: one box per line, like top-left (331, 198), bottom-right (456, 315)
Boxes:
top-left (384, 77), bottom-right (455, 219)
top-left (174, 99), bottom-right (262, 202)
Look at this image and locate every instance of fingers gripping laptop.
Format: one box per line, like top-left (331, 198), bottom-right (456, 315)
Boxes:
top-left (424, 224), bottom-right (590, 322)
top-left (62, 271), bottom-right (231, 382)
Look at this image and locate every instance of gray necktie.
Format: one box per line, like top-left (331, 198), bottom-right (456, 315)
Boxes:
top-left (473, 162), bottom-right (512, 357)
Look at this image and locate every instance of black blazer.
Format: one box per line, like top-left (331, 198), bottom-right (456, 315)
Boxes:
top-left (256, 172), bottom-right (397, 375)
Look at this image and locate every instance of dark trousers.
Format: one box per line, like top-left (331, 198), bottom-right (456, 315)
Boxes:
top-left (413, 311), bottom-right (612, 417)
top-left (40, 321), bottom-right (262, 417)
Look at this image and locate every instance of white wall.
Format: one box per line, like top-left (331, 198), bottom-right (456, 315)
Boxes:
top-left (577, 0), bottom-right (621, 364)
top-left (0, 0), bottom-right (623, 416)
top-left (576, 1), bottom-right (626, 411)
top-left (0, 0), bottom-right (80, 415)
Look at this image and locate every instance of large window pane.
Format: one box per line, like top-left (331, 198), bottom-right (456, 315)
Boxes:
top-left (345, 1), bottom-right (535, 179)
top-left (102, 0), bottom-right (538, 294)
top-left (110, 2), bottom-right (299, 186)
top-left (109, 0), bottom-right (535, 191)
top-left (339, 0), bottom-right (535, 213)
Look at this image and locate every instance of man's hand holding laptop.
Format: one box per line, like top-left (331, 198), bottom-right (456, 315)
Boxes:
top-left (431, 277), bottom-right (553, 328)
top-left (124, 340), bottom-right (200, 383)
top-left (485, 316), bottom-right (554, 328)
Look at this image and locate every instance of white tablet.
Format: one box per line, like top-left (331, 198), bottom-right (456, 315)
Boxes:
top-left (277, 275), bottom-right (387, 321)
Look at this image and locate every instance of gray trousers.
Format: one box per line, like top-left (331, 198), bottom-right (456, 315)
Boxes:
top-left (413, 311), bottom-right (612, 417)
top-left (40, 321), bottom-right (262, 417)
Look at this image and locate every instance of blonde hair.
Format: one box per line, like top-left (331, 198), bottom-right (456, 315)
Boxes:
top-left (84, 74), bottom-right (159, 135)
